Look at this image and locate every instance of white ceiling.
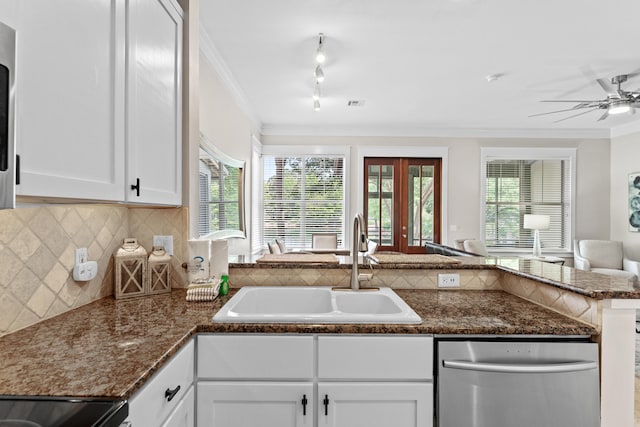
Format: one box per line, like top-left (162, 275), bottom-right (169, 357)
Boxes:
top-left (200, 0), bottom-right (640, 137)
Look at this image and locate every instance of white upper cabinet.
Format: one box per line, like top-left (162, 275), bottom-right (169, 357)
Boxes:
top-left (12, 0), bottom-right (182, 206)
top-left (15, 0), bottom-right (125, 201)
top-left (125, 0), bottom-right (182, 205)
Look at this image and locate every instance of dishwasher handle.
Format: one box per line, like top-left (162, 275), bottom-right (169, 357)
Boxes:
top-left (442, 359), bottom-right (597, 374)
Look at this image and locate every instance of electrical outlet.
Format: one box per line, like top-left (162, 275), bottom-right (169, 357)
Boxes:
top-left (153, 235), bottom-right (174, 256)
top-left (438, 273), bottom-right (460, 288)
top-left (75, 247), bottom-right (88, 265)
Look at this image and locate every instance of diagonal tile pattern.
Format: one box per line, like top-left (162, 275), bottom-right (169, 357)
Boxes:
top-left (0, 205), bottom-right (189, 336)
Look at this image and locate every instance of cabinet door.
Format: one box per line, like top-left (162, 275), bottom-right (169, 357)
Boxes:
top-left (127, 340), bottom-right (194, 427)
top-left (126, 0), bottom-right (182, 205)
top-left (317, 382), bottom-right (433, 427)
top-left (197, 382), bottom-right (314, 427)
top-left (15, 0), bottom-right (125, 201)
top-left (161, 385), bottom-right (194, 427)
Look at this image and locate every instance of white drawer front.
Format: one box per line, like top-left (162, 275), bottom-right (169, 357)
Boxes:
top-left (318, 336), bottom-right (433, 380)
top-left (198, 335), bottom-right (314, 379)
top-left (127, 339), bottom-right (194, 427)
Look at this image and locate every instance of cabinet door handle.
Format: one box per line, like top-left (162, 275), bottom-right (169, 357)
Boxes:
top-left (164, 385), bottom-right (181, 402)
top-left (131, 177), bottom-right (140, 197)
top-left (323, 394), bottom-right (329, 416)
top-left (301, 394), bottom-right (308, 416)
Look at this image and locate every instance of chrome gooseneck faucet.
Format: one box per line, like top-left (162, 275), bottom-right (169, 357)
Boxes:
top-left (351, 213), bottom-right (370, 290)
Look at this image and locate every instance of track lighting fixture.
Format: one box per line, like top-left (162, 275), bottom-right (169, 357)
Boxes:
top-left (314, 65), bottom-right (325, 83)
top-left (311, 32), bottom-right (326, 111)
top-left (315, 33), bottom-right (326, 63)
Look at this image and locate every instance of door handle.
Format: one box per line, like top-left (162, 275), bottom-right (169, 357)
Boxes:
top-left (442, 360), bottom-right (597, 373)
top-left (301, 394), bottom-right (308, 416)
top-left (131, 177), bottom-right (140, 197)
top-left (323, 394), bottom-right (329, 416)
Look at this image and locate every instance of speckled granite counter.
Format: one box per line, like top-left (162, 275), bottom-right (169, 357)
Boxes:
top-left (494, 258), bottom-right (640, 299)
top-left (230, 255), bottom-right (640, 299)
top-left (0, 288), bottom-right (595, 400)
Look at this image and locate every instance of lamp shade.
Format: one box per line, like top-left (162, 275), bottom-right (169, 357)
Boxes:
top-left (523, 214), bottom-right (550, 230)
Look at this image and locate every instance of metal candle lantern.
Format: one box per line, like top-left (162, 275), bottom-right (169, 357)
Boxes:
top-left (148, 246), bottom-right (172, 294)
top-left (114, 238), bottom-right (148, 299)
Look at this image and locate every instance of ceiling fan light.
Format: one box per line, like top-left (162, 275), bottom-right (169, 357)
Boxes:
top-left (313, 99), bottom-right (321, 111)
top-left (609, 101), bottom-right (631, 115)
top-left (314, 65), bottom-right (325, 83)
top-left (312, 83), bottom-right (320, 101)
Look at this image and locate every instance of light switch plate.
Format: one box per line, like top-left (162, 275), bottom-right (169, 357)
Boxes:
top-left (153, 235), bottom-right (174, 256)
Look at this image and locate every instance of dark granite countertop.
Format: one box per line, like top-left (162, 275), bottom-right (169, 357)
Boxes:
top-left (0, 288), bottom-right (595, 399)
top-left (230, 254), bottom-right (640, 299)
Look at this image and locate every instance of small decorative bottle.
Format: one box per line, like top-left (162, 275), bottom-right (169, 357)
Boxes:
top-left (219, 274), bottom-right (229, 296)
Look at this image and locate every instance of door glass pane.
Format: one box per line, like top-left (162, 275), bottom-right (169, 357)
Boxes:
top-left (380, 165), bottom-right (394, 245)
top-left (367, 164), bottom-right (380, 242)
top-left (408, 165), bottom-right (434, 246)
top-left (367, 164), bottom-right (394, 246)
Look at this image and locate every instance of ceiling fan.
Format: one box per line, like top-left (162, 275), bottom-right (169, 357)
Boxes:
top-left (530, 73), bottom-right (640, 122)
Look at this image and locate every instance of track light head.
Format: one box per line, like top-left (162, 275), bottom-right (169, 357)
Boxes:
top-left (315, 33), bottom-right (326, 63)
top-left (314, 65), bottom-right (325, 83)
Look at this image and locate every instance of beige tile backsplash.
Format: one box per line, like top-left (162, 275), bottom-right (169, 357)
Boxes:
top-left (0, 205), bottom-right (188, 336)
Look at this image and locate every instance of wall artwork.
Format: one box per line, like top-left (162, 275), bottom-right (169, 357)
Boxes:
top-left (629, 172), bottom-right (640, 231)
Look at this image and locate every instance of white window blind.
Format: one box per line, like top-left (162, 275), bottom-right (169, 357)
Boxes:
top-left (484, 157), bottom-right (572, 251)
top-left (262, 155), bottom-right (345, 248)
top-left (198, 155), bottom-right (241, 238)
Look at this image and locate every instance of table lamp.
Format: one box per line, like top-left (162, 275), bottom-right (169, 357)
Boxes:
top-left (523, 214), bottom-right (550, 257)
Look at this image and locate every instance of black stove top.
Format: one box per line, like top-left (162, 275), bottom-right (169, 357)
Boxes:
top-left (0, 397), bottom-right (127, 427)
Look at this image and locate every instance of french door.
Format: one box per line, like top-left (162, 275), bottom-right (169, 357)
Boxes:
top-left (364, 158), bottom-right (441, 254)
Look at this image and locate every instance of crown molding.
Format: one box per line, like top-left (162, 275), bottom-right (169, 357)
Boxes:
top-left (610, 119), bottom-right (640, 138)
top-left (260, 124), bottom-right (611, 140)
top-left (199, 25), bottom-right (262, 130)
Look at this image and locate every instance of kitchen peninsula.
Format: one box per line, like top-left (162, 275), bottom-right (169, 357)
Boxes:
top-left (0, 258), bottom-right (637, 427)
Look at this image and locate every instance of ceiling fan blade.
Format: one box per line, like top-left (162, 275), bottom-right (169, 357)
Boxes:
top-left (597, 111), bottom-right (609, 121)
top-left (596, 78), bottom-right (621, 98)
top-left (552, 108), bottom-right (599, 123)
top-left (528, 105), bottom-right (596, 118)
top-left (580, 65), bottom-right (619, 97)
top-left (541, 100), bottom-right (599, 103)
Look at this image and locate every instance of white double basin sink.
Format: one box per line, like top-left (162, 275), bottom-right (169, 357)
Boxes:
top-left (212, 286), bottom-right (422, 324)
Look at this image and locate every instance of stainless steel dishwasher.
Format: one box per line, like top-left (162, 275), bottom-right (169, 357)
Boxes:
top-left (437, 339), bottom-right (599, 427)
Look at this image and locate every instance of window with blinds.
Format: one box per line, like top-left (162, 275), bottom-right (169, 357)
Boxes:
top-left (484, 158), bottom-right (571, 250)
top-left (262, 155), bottom-right (345, 248)
top-left (198, 152), bottom-right (243, 238)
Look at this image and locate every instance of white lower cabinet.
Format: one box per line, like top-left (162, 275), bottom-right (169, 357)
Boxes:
top-left (318, 382), bottom-right (432, 427)
top-left (125, 339), bottom-right (194, 427)
top-left (161, 385), bottom-right (194, 427)
top-left (197, 382), bottom-right (313, 427)
top-left (196, 334), bottom-right (433, 427)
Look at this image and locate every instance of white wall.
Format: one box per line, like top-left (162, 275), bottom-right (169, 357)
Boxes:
top-left (199, 54), bottom-right (260, 254)
top-left (262, 134), bottom-right (611, 248)
top-left (610, 130), bottom-right (640, 259)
